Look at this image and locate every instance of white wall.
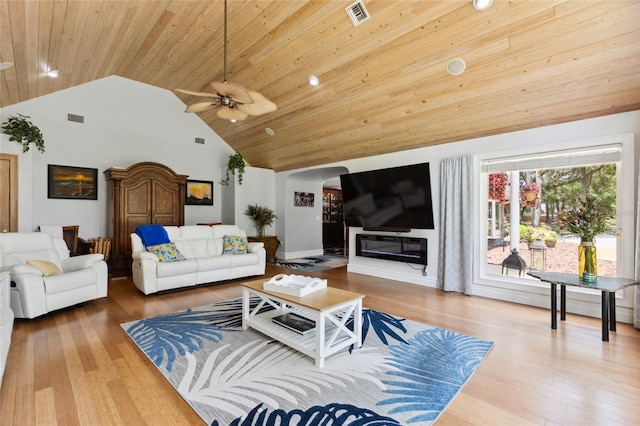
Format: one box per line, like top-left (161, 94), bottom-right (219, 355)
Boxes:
top-left (223, 166), bottom-right (276, 236)
top-left (0, 76), bottom-right (234, 238)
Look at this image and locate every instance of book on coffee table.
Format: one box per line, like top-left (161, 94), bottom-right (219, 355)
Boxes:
top-left (272, 312), bottom-right (315, 335)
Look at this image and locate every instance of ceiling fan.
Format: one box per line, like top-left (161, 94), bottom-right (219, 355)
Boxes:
top-left (174, 0), bottom-right (276, 121)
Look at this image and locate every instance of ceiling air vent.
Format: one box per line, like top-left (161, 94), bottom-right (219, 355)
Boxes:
top-left (194, 137), bottom-right (205, 144)
top-left (345, 1), bottom-right (370, 27)
top-left (67, 113), bottom-right (84, 123)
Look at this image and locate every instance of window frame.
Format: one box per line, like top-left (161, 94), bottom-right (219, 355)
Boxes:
top-left (472, 134), bottom-right (635, 321)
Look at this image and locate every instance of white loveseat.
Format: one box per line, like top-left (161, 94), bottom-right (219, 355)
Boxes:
top-left (0, 232), bottom-right (108, 319)
top-left (130, 225), bottom-right (266, 295)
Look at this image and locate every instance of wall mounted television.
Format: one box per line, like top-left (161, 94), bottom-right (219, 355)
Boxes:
top-left (340, 162), bottom-right (435, 231)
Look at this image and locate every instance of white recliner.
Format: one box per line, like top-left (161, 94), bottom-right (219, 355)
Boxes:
top-left (0, 232), bottom-right (108, 319)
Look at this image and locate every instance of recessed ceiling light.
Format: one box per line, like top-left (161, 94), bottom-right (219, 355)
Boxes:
top-left (47, 69), bottom-right (59, 77)
top-left (447, 58), bottom-right (466, 75)
top-left (265, 127), bottom-right (275, 136)
top-left (473, 0), bottom-right (493, 11)
top-left (308, 75), bottom-right (319, 86)
top-left (0, 62), bottom-right (14, 71)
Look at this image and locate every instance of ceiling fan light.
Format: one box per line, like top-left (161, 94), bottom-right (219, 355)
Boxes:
top-left (473, 0), bottom-right (493, 10)
top-left (308, 75), bottom-right (319, 86)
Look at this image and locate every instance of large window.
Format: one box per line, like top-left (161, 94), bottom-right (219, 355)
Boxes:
top-left (481, 143), bottom-right (623, 280)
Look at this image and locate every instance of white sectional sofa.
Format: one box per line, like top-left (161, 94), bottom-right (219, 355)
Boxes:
top-left (130, 225), bottom-right (266, 295)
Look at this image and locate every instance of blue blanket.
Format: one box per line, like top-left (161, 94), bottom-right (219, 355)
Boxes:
top-left (135, 224), bottom-right (170, 247)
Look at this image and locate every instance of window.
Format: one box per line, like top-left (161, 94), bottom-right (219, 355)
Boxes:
top-left (482, 144), bottom-right (621, 278)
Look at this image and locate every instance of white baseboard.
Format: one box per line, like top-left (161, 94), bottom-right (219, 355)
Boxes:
top-left (347, 264), bottom-right (437, 287)
top-left (279, 249), bottom-right (324, 260)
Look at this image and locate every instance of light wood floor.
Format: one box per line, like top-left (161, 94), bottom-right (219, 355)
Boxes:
top-left (1, 264), bottom-right (639, 425)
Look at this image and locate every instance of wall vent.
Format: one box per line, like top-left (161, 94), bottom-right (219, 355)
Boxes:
top-left (345, 1), bottom-right (370, 27)
top-left (195, 137), bottom-right (205, 144)
top-left (67, 113), bottom-right (84, 123)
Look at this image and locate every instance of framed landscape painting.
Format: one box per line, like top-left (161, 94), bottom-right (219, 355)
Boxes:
top-left (48, 164), bottom-right (98, 200)
top-left (186, 180), bottom-right (213, 205)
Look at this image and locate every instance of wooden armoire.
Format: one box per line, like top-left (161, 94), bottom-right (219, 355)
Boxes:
top-left (104, 162), bottom-right (188, 277)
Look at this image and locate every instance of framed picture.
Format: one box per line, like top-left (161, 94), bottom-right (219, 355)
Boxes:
top-left (294, 191), bottom-right (314, 207)
top-left (186, 180), bottom-right (213, 205)
top-left (48, 164), bottom-right (98, 200)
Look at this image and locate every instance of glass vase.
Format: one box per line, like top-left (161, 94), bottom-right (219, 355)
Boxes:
top-left (578, 241), bottom-right (597, 282)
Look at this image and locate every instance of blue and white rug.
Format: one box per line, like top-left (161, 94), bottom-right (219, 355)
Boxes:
top-left (274, 255), bottom-right (348, 272)
top-left (121, 298), bottom-right (493, 425)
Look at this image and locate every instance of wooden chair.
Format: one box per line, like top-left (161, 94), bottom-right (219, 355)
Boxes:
top-left (90, 237), bottom-right (112, 261)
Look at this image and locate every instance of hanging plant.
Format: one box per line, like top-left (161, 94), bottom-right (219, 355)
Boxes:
top-left (488, 172), bottom-right (509, 202)
top-left (221, 152), bottom-right (245, 186)
top-left (1, 114), bottom-right (45, 153)
top-left (519, 182), bottom-right (540, 209)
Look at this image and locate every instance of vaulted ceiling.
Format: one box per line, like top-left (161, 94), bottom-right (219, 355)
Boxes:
top-left (1, 1), bottom-right (639, 171)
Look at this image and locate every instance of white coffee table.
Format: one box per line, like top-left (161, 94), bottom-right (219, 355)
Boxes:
top-left (242, 279), bottom-right (364, 368)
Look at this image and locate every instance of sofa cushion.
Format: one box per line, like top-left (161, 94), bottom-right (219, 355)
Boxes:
top-left (44, 268), bottom-right (97, 294)
top-left (223, 235), bottom-right (248, 254)
top-left (212, 225), bottom-right (245, 240)
top-left (174, 239), bottom-right (209, 259)
top-left (179, 225), bottom-right (213, 240)
top-left (26, 259), bottom-right (61, 276)
top-left (156, 258), bottom-right (198, 278)
top-left (146, 242), bottom-right (186, 262)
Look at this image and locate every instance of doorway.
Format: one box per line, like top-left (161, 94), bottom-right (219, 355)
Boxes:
top-left (322, 184), bottom-right (345, 256)
top-left (0, 154), bottom-right (18, 232)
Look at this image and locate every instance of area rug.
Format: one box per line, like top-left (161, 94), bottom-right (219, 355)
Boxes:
top-left (274, 254), bottom-right (348, 272)
top-left (121, 298), bottom-right (493, 425)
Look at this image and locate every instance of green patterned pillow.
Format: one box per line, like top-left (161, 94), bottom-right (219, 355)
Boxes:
top-left (146, 242), bottom-right (186, 262)
top-left (223, 235), bottom-right (248, 254)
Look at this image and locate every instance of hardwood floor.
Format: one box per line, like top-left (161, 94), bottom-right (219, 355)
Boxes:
top-left (1, 265), bottom-right (639, 425)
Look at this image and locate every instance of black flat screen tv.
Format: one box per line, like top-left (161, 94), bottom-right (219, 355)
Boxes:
top-left (340, 162), bottom-right (435, 231)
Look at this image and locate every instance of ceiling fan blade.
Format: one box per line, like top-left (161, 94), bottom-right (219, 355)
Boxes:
top-left (174, 88), bottom-right (217, 97)
top-left (216, 107), bottom-right (248, 121)
top-left (210, 81), bottom-right (253, 104)
top-left (237, 90), bottom-right (277, 116)
top-left (185, 101), bottom-right (218, 113)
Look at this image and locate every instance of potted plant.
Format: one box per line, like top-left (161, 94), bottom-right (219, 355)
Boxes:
top-left (556, 194), bottom-right (615, 281)
top-left (221, 152), bottom-right (245, 186)
top-left (244, 204), bottom-right (277, 237)
top-left (1, 114), bottom-right (45, 153)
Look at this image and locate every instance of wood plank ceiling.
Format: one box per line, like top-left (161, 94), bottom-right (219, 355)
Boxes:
top-left (1, 1), bottom-right (639, 172)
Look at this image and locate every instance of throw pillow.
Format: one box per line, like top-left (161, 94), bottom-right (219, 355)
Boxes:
top-left (223, 235), bottom-right (248, 254)
top-left (26, 259), bottom-right (61, 276)
top-left (146, 242), bottom-right (186, 262)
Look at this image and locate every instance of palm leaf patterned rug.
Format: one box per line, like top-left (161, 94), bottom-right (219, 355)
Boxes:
top-left (273, 255), bottom-right (348, 272)
top-left (121, 298), bottom-right (493, 425)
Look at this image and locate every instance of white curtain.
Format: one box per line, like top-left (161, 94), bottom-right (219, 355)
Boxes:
top-left (634, 160), bottom-right (639, 329)
top-left (437, 155), bottom-right (474, 295)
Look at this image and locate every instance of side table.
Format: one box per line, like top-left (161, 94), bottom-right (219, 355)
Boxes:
top-left (248, 235), bottom-right (280, 264)
top-left (527, 271), bottom-right (640, 342)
